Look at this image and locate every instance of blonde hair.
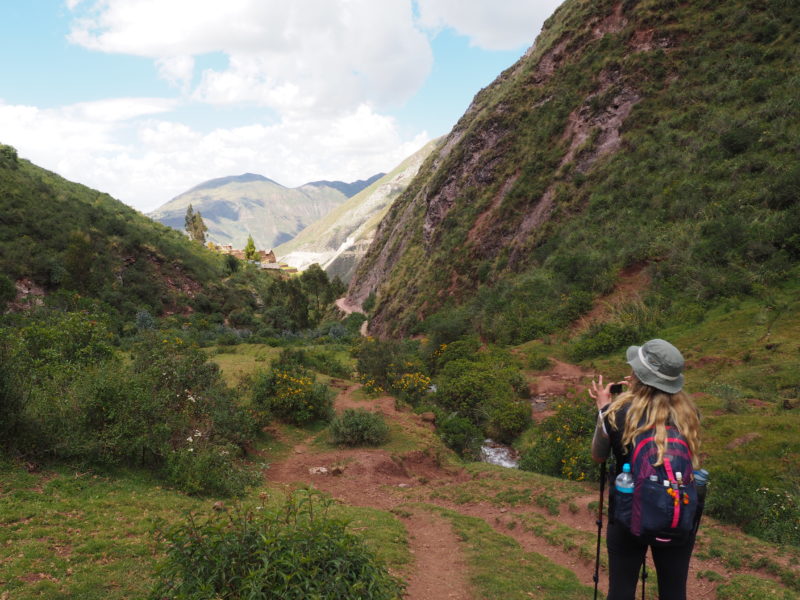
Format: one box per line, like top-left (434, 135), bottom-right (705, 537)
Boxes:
top-left (606, 378), bottom-right (701, 468)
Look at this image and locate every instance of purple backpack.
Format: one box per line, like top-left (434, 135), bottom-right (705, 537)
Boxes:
top-left (613, 426), bottom-right (698, 544)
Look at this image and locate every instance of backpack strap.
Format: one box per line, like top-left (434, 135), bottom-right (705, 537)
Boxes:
top-left (663, 457), bottom-right (682, 529)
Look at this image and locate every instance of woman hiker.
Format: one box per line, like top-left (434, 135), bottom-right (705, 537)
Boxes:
top-left (589, 339), bottom-right (702, 600)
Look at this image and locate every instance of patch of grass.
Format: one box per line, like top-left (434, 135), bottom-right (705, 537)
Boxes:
top-left (0, 461), bottom-right (204, 599)
top-left (209, 343), bottom-right (282, 386)
top-left (493, 488), bottom-right (533, 506)
top-left (697, 570), bottom-right (726, 582)
top-left (0, 460), bottom-right (411, 600)
top-left (518, 512), bottom-right (600, 565)
top-left (694, 524), bottom-right (800, 592)
top-left (535, 492), bottom-right (561, 516)
top-left (716, 574), bottom-right (799, 600)
top-left (420, 504), bottom-right (593, 599)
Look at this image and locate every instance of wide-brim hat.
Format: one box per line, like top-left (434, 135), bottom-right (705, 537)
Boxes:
top-left (626, 339), bottom-right (684, 394)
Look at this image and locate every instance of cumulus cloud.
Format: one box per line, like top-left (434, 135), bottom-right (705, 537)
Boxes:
top-left (6, 1), bottom-right (557, 214)
top-left (0, 99), bottom-right (429, 212)
top-left (416, 0), bottom-right (564, 50)
top-left (68, 0), bottom-right (433, 114)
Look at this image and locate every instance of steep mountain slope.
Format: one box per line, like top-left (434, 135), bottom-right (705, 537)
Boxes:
top-left (150, 174), bottom-right (367, 249)
top-left (0, 144), bottom-right (225, 317)
top-left (348, 0), bottom-right (800, 341)
top-left (275, 139), bottom-right (441, 281)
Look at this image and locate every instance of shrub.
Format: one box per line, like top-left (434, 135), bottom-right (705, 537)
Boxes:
top-left (5, 325), bottom-right (258, 496)
top-left (251, 368), bottom-right (334, 425)
top-left (150, 489), bottom-right (404, 600)
top-left (706, 469), bottom-right (800, 546)
top-left (353, 337), bottom-right (423, 390)
top-left (525, 352), bottom-right (553, 371)
top-left (0, 274), bottom-right (15, 308)
top-left (437, 413), bottom-right (482, 459)
top-left (135, 309), bottom-right (155, 331)
top-left (486, 401), bottom-right (532, 444)
top-left (330, 409), bottom-right (390, 446)
top-left (164, 443), bottom-right (259, 497)
top-left (391, 371), bottom-right (432, 406)
top-left (430, 336), bottom-right (481, 373)
top-left (519, 399), bottom-right (598, 482)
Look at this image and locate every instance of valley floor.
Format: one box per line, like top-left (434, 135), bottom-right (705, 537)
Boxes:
top-left (262, 380), bottom-right (799, 600)
top-left (2, 366), bottom-right (798, 599)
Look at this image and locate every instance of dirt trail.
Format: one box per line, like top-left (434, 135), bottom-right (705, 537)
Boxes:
top-left (335, 297), bottom-right (369, 336)
top-left (263, 380), bottom-right (788, 600)
top-left (335, 297), bottom-right (362, 315)
top-left (402, 509), bottom-right (473, 600)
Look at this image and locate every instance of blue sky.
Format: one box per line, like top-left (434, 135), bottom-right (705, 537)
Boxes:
top-left (0, 1), bottom-right (562, 212)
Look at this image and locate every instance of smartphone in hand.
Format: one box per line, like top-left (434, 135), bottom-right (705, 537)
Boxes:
top-left (610, 383), bottom-right (624, 395)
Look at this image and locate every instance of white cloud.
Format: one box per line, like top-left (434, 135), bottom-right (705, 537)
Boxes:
top-left (68, 0), bottom-right (433, 115)
top-left (0, 99), bottom-right (429, 213)
top-left (416, 0), bottom-right (564, 50)
top-left (5, 1), bottom-right (553, 216)
top-left (156, 56), bottom-right (195, 89)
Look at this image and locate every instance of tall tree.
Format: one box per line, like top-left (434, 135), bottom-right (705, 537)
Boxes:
top-left (184, 204), bottom-right (208, 243)
top-left (191, 210), bottom-right (208, 244)
top-left (184, 204), bottom-right (195, 237)
top-left (244, 235), bottom-right (258, 260)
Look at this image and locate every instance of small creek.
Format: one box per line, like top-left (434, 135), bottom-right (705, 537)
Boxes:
top-left (480, 439), bottom-right (519, 469)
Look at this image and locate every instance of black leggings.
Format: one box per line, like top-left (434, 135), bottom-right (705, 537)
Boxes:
top-left (606, 520), bottom-right (695, 600)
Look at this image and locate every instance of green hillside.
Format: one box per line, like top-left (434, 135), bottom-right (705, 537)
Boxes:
top-left (0, 146), bottom-right (225, 319)
top-left (348, 0), bottom-right (800, 345)
top-left (0, 147), bottom-right (347, 339)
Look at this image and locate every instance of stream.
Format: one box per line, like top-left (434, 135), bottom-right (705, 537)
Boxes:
top-left (480, 439), bottom-right (519, 469)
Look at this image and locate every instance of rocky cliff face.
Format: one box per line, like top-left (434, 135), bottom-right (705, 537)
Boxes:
top-left (347, 0), bottom-right (800, 339)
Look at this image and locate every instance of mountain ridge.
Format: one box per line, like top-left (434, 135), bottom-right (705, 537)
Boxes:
top-left (149, 172), bottom-right (383, 250)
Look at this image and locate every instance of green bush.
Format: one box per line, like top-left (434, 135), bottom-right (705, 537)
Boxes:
top-left (519, 400), bottom-right (598, 482)
top-left (567, 322), bottom-right (640, 362)
top-left (251, 368), bottom-right (334, 425)
top-left (525, 353), bottom-right (553, 371)
top-left (437, 413), bottom-right (482, 459)
top-left (3, 320), bottom-right (258, 496)
top-left (487, 401), bottom-right (532, 444)
top-left (150, 489), bottom-right (404, 600)
top-left (353, 337), bottom-right (424, 390)
top-left (330, 409), bottom-right (390, 446)
top-left (706, 469), bottom-right (800, 547)
top-left (431, 336), bottom-right (481, 373)
top-left (164, 444), bottom-right (259, 497)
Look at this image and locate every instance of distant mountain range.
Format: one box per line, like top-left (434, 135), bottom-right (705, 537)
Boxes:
top-left (275, 140), bottom-right (440, 282)
top-left (149, 173), bottom-right (383, 250)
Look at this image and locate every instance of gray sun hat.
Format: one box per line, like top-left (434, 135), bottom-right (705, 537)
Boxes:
top-left (626, 339), bottom-right (685, 394)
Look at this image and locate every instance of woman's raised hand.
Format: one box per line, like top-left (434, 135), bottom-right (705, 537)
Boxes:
top-left (588, 375), bottom-right (627, 410)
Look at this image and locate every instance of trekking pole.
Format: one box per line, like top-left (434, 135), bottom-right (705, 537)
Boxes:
top-left (640, 556), bottom-right (648, 600)
top-left (593, 461), bottom-right (606, 600)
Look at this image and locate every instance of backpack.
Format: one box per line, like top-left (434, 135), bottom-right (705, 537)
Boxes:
top-left (612, 426), bottom-right (698, 545)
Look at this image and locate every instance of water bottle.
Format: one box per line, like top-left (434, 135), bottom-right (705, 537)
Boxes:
top-left (694, 468), bottom-right (709, 503)
top-left (615, 463), bottom-right (634, 494)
